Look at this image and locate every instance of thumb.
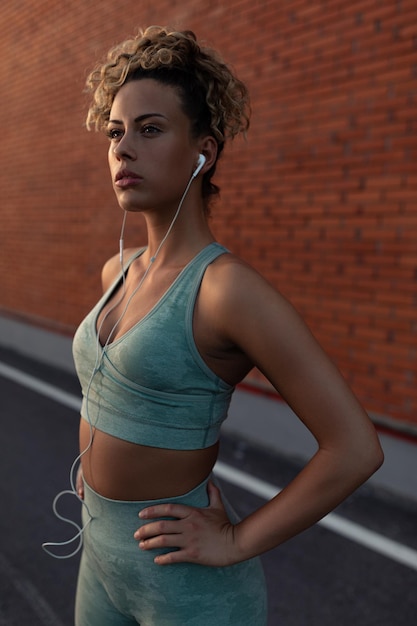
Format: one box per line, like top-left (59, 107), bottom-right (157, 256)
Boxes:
top-left (207, 480), bottom-right (224, 510)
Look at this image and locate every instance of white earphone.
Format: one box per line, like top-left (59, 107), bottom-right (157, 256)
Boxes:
top-left (192, 154), bottom-right (206, 178)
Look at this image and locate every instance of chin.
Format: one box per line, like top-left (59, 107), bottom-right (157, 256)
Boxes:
top-left (118, 203), bottom-right (144, 213)
top-left (115, 193), bottom-right (144, 213)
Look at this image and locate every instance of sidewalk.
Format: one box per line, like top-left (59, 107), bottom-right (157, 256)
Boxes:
top-left (1, 313), bottom-right (416, 503)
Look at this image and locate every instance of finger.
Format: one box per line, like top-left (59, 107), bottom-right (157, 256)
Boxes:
top-left (154, 549), bottom-right (190, 566)
top-left (134, 519), bottom-right (182, 541)
top-left (138, 533), bottom-right (184, 552)
top-left (77, 479), bottom-right (84, 499)
top-left (76, 475), bottom-right (84, 500)
top-left (207, 481), bottom-right (224, 509)
top-left (139, 502), bottom-right (192, 520)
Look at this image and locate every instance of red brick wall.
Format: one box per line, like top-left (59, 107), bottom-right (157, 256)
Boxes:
top-left (1, 0), bottom-right (416, 428)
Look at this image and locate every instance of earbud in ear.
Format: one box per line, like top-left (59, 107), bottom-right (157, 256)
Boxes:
top-left (192, 154), bottom-right (206, 178)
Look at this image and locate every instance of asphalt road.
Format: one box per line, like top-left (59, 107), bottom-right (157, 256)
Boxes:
top-left (1, 346), bottom-right (416, 625)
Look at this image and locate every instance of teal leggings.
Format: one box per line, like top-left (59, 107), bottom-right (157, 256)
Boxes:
top-left (75, 477), bottom-right (267, 625)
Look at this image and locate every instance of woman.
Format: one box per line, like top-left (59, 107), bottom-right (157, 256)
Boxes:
top-left (71, 26), bottom-right (383, 625)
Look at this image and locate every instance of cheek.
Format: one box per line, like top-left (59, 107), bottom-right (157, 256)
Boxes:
top-left (107, 148), bottom-right (120, 182)
top-left (165, 148), bottom-right (195, 180)
top-left (108, 146), bottom-right (114, 168)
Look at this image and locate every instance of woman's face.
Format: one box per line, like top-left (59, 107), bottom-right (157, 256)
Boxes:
top-left (107, 78), bottom-right (200, 214)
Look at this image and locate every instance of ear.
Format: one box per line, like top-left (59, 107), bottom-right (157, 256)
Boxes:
top-left (197, 135), bottom-right (218, 172)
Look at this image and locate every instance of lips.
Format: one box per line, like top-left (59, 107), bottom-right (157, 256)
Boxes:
top-left (115, 169), bottom-right (142, 188)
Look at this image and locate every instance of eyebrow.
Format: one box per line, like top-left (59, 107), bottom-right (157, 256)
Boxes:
top-left (108, 113), bottom-right (167, 125)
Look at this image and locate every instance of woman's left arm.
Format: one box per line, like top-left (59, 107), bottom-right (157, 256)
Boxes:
top-left (218, 261), bottom-right (384, 562)
top-left (136, 259), bottom-right (384, 565)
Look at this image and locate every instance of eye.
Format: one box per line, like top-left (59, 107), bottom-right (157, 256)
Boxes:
top-left (106, 127), bottom-right (123, 141)
top-left (141, 124), bottom-right (161, 136)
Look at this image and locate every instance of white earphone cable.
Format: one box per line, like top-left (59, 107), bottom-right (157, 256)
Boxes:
top-left (43, 162), bottom-right (201, 559)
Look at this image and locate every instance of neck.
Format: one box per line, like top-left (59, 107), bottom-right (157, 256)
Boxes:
top-left (136, 182), bottom-right (213, 265)
top-left (143, 209), bottom-right (214, 267)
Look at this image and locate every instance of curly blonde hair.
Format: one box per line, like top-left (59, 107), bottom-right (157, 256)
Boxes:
top-left (86, 26), bottom-right (250, 200)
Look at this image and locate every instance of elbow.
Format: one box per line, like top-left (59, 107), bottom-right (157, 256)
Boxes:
top-left (356, 435), bottom-right (384, 482)
top-left (334, 429), bottom-right (384, 486)
top-left (367, 447), bottom-right (384, 479)
top-left (371, 439), bottom-right (384, 474)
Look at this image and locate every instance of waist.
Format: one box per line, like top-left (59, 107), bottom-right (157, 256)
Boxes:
top-left (79, 418), bottom-right (219, 501)
top-left (81, 474), bottom-right (213, 555)
top-left (83, 473), bottom-right (212, 515)
top-left (82, 474), bottom-right (241, 539)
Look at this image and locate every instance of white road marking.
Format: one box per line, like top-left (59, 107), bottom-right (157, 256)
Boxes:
top-left (0, 361), bottom-right (81, 411)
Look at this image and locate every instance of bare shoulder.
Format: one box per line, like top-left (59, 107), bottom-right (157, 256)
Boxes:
top-left (205, 251), bottom-right (261, 289)
top-left (201, 249), bottom-right (314, 361)
top-left (203, 250), bottom-right (289, 313)
top-left (101, 247), bottom-right (142, 292)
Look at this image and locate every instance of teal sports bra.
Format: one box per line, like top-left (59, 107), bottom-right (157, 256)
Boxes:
top-left (72, 243), bottom-right (234, 450)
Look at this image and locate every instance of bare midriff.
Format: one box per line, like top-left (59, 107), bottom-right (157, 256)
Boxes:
top-left (79, 417), bottom-right (219, 501)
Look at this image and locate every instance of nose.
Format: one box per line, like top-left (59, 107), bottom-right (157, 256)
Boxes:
top-left (111, 132), bottom-right (136, 161)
